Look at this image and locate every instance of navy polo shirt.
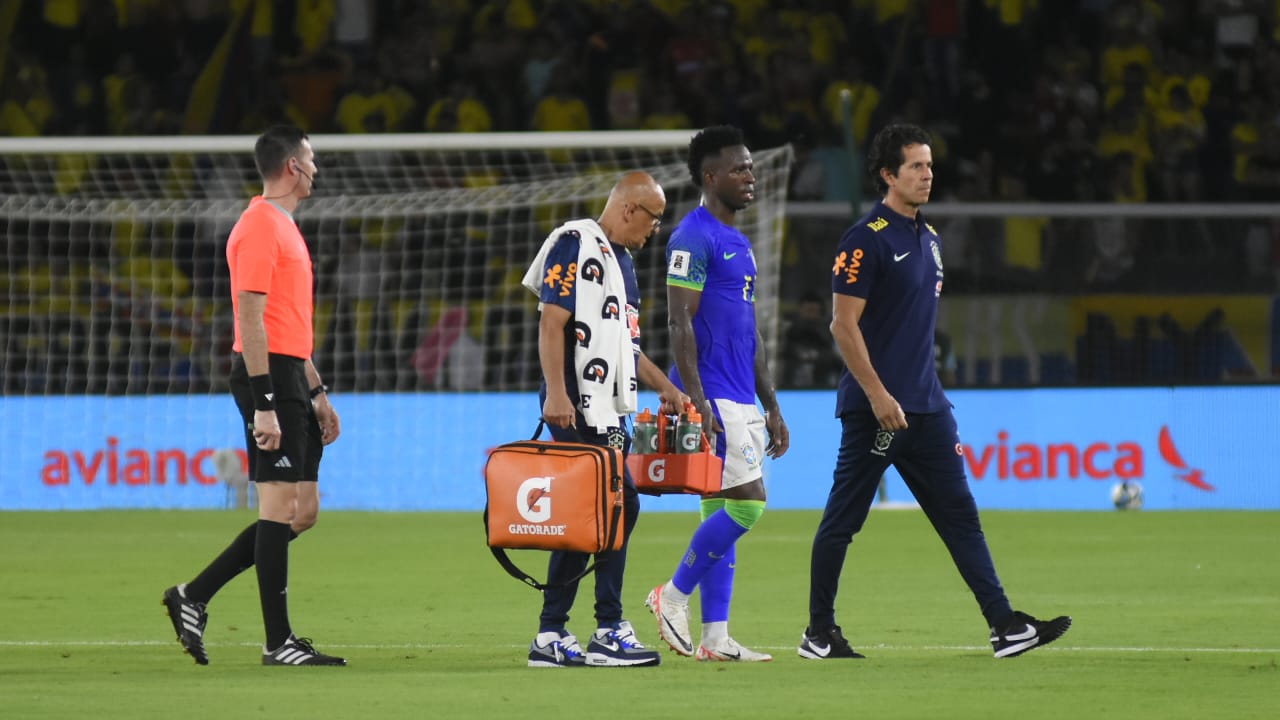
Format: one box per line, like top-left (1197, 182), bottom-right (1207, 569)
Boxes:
top-left (831, 200), bottom-right (949, 416)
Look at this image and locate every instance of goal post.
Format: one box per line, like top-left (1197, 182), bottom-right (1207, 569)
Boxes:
top-left (0, 131), bottom-right (795, 398)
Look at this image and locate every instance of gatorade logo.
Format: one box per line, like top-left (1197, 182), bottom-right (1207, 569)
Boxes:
top-left (647, 459), bottom-right (666, 483)
top-left (582, 358), bottom-right (609, 384)
top-left (680, 432), bottom-right (700, 452)
top-left (516, 476), bottom-right (552, 522)
top-left (573, 321), bottom-right (592, 348)
top-left (580, 258), bottom-right (605, 285)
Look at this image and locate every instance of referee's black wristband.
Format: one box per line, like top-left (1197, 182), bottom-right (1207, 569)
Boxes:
top-left (249, 374), bottom-right (276, 411)
top-left (309, 384), bottom-right (329, 400)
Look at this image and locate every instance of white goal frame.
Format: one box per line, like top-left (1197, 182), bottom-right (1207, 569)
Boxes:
top-left (0, 131), bottom-right (701, 155)
top-left (0, 130), bottom-right (795, 394)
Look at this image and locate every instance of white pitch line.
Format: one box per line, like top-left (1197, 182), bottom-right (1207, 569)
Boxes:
top-left (904, 644), bottom-right (1280, 654)
top-left (0, 640), bottom-right (467, 649)
top-left (1, 640), bottom-right (1276, 653)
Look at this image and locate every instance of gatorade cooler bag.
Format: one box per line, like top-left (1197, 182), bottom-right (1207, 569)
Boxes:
top-left (629, 434), bottom-right (723, 496)
top-left (483, 422), bottom-right (624, 590)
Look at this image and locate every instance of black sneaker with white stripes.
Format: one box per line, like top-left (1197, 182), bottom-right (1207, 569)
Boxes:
top-left (263, 635), bottom-right (347, 666)
top-left (162, 584), bottom-right (209, 665)
top-left (990, 610), bottom-right (1072, 658)
top-left (797, 624), bottom-right (865, 660)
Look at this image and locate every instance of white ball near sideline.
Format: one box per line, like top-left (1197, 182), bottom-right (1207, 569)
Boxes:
top-left (1111, 481), bottom-right (1144, 511)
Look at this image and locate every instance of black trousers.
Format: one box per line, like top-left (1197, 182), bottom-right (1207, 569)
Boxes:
top-left (537, 417), bottom-right (640, 633)
top-left (808, 408), bottom-right (1013, 629)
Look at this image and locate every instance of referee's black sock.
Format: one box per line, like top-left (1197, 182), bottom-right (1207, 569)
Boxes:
top-left (254, 519), bottom-right (293, 651)
top-left (185, 524), bottom-right (300, 604)
top-left (185, 522), bottom-right (256, 603)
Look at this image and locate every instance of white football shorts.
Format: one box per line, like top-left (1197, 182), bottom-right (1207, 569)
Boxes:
top-left (713, 398), bottom-right (767, 490)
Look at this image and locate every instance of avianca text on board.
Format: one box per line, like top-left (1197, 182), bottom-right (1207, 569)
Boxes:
top-left (962, 425), bottom-right (1211, 491)
top-left (41, 437), bottom-right (247, 487)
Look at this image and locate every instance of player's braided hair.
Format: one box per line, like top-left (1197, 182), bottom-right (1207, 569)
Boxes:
top-left (687, 125), bottom-right (746, 188)
top-left (868, 123), bottom-right (932, 194)
top-left (254, 124), bottom-right (309, 180)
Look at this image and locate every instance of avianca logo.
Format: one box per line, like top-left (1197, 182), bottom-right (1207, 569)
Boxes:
top-left (1157, 426), bottom-right (1212, 491)
top-left (964, 425), bottom-right (1211, 491)
top-left (41, 437), bottom-right (243, 486)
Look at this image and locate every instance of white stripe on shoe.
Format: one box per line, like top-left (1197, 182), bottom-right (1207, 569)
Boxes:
top-left (275, 648), bottom-right (311, 664)
top-left (180, 607), bottom-right (203, 634)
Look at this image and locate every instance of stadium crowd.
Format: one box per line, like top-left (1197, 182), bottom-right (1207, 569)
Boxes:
top-left (3, 0), bottom-right (1280, 204)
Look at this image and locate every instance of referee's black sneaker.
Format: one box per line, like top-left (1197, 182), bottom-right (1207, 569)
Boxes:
top-left (798, 624), bottom-right (865, 660)
top-left (263, 635), bottom-right (347, 666)
top-left (990, 611), bottom-right (1072, 658)
top-left (162, 584), bottom-right (209, 665)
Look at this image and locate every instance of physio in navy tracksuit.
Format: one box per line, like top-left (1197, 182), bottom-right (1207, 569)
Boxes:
top-left (798, 124), bottom-right (1072, 661)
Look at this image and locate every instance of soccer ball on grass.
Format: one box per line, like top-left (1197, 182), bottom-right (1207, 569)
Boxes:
top-left (1110, 481), bottom-right (1144, 510)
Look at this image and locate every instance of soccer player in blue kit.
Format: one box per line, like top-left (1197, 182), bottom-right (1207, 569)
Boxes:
top-left (799, 124), bottom-right (1072, 660)
top-left (645, 125), bottom-right (788, 662)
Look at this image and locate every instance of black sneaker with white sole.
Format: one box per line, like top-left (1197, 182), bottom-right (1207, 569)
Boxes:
top-left (263, 635), bottom-right (347, 666)
top-left (798, 624), bottom-right (865, 660)
top-left (584, 621), bottom-right (661, 667)
top-left (990, 611), bottom-right (1072, 658)
top-left (162, 584), bottom-right (209, 665)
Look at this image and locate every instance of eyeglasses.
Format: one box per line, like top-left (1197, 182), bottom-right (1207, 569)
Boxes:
top-left (634, 203), bottom-right (663, 229)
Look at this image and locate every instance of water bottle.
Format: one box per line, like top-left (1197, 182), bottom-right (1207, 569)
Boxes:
top-left (633, 408), bottom-right (659, 454)
top-left (676, 410), bottom-right (702, 453)
top-left (660, 411), bottom-right (675, 454)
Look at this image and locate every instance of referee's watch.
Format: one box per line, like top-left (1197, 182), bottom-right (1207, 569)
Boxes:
top-left (309, 384), bottom-right (329, 400)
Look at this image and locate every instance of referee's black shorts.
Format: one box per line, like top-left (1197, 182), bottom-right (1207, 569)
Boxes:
top-left (229, 353), bottom-right (323, 483)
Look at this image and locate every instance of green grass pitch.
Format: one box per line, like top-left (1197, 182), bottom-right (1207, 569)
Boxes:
top-left (1, 509), bottom-right (1275, 719)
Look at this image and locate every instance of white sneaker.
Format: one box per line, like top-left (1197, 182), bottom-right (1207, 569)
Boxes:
top-left (644, 584), bottom-right (694, 656)
top-left (696, 636), bottom-right (773, 662)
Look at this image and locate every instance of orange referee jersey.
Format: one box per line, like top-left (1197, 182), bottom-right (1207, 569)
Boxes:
top-left (227, 196), bottom-right (314, 359)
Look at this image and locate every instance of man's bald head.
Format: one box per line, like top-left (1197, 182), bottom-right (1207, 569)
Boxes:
top-left (611, 171), bottom-right (664, 206)
top-left (599, 171), bottom-right (667, 250)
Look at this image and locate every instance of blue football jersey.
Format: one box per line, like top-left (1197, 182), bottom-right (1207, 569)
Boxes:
top-left (665, 206), bottom-right (757, 404)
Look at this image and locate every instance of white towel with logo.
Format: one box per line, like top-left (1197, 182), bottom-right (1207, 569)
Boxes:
top-left (522, 219), bottom-right (637, 432)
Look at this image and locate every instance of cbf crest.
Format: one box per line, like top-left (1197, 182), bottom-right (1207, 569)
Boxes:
top-left (930, 240), bottom-right (943, 270)
top-left (605, 427), bottom-right (626, 450)
top-left (871, 430), bottom-right (894, 457)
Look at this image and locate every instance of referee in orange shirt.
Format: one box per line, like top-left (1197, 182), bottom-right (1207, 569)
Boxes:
top-left (163, 125), bottom-right (345, 666)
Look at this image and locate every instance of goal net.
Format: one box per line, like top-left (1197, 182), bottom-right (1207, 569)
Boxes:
top-left (0, 132), bottom-right (794, 398)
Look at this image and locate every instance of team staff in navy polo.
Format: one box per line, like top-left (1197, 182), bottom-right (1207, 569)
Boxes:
top-left (798, 123), bottom-right (1072, 661)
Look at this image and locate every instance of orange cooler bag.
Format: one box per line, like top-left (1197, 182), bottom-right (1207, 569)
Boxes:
top-left (484, 423), bottom-right (624, 589)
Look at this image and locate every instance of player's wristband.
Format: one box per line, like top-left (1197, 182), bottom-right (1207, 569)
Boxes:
top-left (249, 374), bottom-right (275, 411)
top-left (309, 384), bottom-right (329, 400)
